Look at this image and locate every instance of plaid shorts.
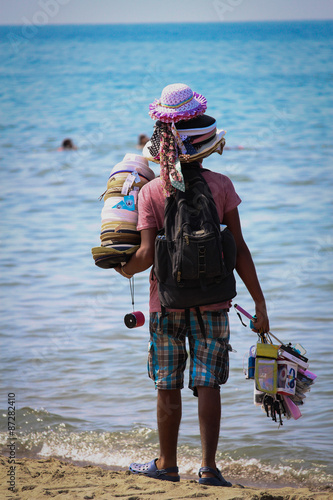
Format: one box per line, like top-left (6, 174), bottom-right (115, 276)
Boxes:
top-left (147, 309), bottom-right (230, 395)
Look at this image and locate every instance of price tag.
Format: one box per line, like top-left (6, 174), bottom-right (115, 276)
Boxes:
top-left (112, 195), bottom-right (135, 211)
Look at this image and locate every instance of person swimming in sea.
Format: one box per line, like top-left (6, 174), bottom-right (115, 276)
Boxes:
top-left (58, 138), bottom-right (77, 150)
top-left (137, 134), bottom-right (149, 149)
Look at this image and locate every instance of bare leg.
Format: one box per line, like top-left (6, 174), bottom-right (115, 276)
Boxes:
top-left (197, 386), bottom-right (221, 477)
top-left (155, 388), bottom-right (181, 476)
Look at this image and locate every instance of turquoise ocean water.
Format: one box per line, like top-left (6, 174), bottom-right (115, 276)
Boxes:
top-left (0, 21), bottom-right (332, 488)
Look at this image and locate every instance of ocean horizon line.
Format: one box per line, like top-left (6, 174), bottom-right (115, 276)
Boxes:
top-left (1, 19), bottom-right (332, 28)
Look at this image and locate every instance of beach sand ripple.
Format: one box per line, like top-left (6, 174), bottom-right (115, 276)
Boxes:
top-left (1, 456), bottom-right (332, 500)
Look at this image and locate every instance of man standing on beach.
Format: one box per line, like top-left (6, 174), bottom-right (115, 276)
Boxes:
top-left (116, 83), bottom-right (269, 486)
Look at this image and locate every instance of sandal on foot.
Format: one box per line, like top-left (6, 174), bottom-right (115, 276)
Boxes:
top-left (198, 467), bottom-right (232, 487)
top-left (129, 458), bottom-right (180, 482)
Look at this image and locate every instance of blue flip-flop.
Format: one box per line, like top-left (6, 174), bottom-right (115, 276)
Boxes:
top-left (129, 458), bottom-right (180, 482)
top-left (198, 466), bottom-right (232, 487)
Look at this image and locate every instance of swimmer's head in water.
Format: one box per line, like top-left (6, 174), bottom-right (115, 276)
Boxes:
top-left (62, 138), bottom-right (75, 150)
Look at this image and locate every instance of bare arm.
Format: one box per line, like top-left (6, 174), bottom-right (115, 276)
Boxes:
top-left (223, 207), bottom-right (270, 333)
top-left (114, 227), bottom-right (157, 277)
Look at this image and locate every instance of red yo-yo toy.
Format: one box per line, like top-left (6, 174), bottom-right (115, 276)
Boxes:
top-left (124, 278), bottom-right (145, 328)
top-left (124, 311), bottom-right (145, 329)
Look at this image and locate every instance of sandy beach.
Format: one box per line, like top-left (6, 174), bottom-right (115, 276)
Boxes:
top-left (1, 455), bottom-right (332, 500)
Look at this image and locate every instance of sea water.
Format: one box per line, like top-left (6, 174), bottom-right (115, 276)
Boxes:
top-left (0, 21), bottom-right (332, 488)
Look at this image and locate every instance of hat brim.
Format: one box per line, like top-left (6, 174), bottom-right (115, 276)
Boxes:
top-left (110, 162), bottom-right (155, 181)
top-left (91, 244), bottom-right (139, 269)
top-left (149, 91), bottom-right (207, 123)
top-left (142, 129), bottom-right (226, 164)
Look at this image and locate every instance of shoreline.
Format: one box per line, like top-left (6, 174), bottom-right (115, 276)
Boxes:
top-left (1, 455), bottom-right (332, 500)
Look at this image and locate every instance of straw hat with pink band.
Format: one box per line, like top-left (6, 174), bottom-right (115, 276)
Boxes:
top-left (143, 83), bottom-right (226, 197)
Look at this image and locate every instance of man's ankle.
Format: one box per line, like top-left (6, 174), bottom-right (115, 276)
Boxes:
top-left (200, 462), bottom-right (217, 477)
top-left (156, 458), bottom-right (178, 475)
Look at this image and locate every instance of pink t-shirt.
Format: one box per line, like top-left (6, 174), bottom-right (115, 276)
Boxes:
top-left (137, 169), bottom-right (242, 312)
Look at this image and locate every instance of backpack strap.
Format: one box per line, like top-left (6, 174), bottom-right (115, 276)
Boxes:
top-left (184, 306), bottom-right (207, 349)
top-left (185, 308), bottom-right (191, 334)
top-left (195, 306), bottom-right (207, 349)
top-left (159, 305), bottom-right (169, 331)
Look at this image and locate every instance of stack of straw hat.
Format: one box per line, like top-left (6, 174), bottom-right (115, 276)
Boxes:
top-left (92, 153), bottom-right (155, 269)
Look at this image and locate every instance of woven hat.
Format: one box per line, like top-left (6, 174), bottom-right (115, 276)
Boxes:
top-left (100, 233), bottom-right (140, 246)
top-left (106, 174), bottom-right (146, 193)
top-left (109, 159), bottom-right (155, 182)
top-left (149, 83), bottom-right (207, 123)
top-left (143, 114), bottom-right (226, 165)
top-left (122, 153), bottom-right (149, 167)
top-left (92, 153), bottom-right (155, 269)
top-left (101, 209), bottom-right (138, 224)
top-left (91, 244), bottom-right (139, 269)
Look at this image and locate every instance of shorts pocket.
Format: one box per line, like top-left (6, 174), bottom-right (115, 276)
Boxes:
top-left (206, 310), bottom-right (229, 341)
top-left (149, 312), bottom-right (159, 333)
top-left (216, 338), bottom-right (230, 385)
top-left (147, 340), bottom-right (155, 381)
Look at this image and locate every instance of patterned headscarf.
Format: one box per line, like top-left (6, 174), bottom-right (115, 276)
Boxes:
top-left (160, 123), bottom-right (189, 196)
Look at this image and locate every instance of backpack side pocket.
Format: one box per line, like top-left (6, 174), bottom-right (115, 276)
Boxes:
top-left (220, 227), bottom-right (237, 273)
top-left (154, 233), bottom-right (171, 283)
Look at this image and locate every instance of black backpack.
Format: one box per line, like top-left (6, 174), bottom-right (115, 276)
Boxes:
top-left (154, 164), bottom-right (237, 310)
